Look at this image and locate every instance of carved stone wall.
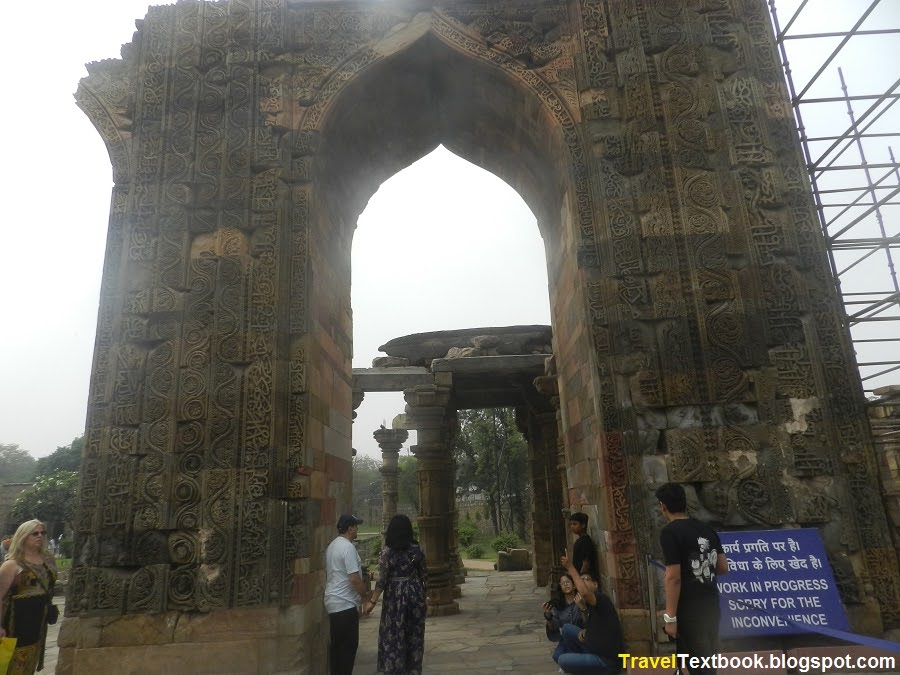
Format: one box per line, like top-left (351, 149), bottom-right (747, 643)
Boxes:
top-left (68, 0), bottom-right (898, 670)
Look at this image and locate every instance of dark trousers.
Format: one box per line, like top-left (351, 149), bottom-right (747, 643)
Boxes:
top-left (329, 607), bottom-right (360, 675)
top-left (676, 601), bottom-right (720, 675)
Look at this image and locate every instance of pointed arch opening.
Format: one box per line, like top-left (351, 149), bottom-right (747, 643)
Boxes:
top-left (305, 23), bottom-right (590, 610)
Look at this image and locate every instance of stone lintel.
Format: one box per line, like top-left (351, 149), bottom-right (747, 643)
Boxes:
top-left (451, 389), bottom-right (531, 409)
top-left (431, 354), bottom-right (548, 375)
top-left (352, 367), bottom-right (433, 392)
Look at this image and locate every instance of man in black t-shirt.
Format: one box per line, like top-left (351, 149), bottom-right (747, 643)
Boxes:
top-left (569, 512), bottom-right (599, 578)
top-left (553, 553), bottom-right (623, 674)
top-left (656, 483), bottom-right (728, 675)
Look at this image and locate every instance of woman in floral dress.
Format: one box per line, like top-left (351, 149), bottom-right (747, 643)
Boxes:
top-left (0, 520), bottom-right (58, 674)
top-left (363, 515), bottom-right (427, 675)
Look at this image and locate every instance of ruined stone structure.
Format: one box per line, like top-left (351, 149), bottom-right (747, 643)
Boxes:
top-left (67, 0), bottom-right (900, 671)
top-left (355, 326), bottom-right (561, 610)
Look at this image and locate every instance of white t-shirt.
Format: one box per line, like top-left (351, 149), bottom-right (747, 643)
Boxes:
top-left (324, 536), bottom-right (362, 614)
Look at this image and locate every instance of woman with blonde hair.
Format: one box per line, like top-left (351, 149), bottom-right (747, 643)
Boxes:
top-left (0, 520), bottom-right (58, 674)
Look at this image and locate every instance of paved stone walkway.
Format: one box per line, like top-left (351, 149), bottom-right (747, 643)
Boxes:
top-left (355, 569), bottom-right (555, 674)
top-left (40, 570), bottom-right (898, 673)
top-left (44, 596), bottom-right (64, 673)
top-left (43, 569), bottom-right (553, 674)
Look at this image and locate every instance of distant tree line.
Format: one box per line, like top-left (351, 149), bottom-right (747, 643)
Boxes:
top-left (351, 408), bottom-right (530, 542)
top-left (1, 436), bottom-right (83, 532)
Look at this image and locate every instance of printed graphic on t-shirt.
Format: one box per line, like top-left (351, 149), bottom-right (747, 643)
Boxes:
top-left (690, 536), bottom-right (718, 586)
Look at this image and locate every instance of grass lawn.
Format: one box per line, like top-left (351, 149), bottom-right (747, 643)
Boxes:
top-left (461, 533), bottom-right (500, 561)
top-left (55, 558), bottom-right (72, 570)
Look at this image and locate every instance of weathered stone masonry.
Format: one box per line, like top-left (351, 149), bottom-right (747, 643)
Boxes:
top-left (65, 0), bottom-right (899, 671)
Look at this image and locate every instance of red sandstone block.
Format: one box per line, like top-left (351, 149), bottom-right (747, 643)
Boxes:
top-left (326, 454), bottom-right (351, 482)
top-left (320, 497), bottom-right (336, 526)
top-left (292, 573), bottom-right (314, 605)
top-left (310, 470), bottom-right (327, 500)
top-left (308, 417), bottom-right (324, 453)
top-left (332, 379), bottom-right (351, 419)
top-left (563, 420), bottom-right (586, 446)
top-left (604, 530), bottom-right (635, 555)
top-left (568, 488), bottom-right (584, 508)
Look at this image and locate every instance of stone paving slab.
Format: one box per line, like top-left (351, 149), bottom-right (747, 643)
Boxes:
top-left (42, 570), bottom-right (895, 674)
top-left (43, 596), bottom-right (64, 673)
top-left (355, 569), bottom-right (553, 674)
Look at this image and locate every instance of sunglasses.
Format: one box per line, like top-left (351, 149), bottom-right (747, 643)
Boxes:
top-left (31, 531), bottom-right (47, 536)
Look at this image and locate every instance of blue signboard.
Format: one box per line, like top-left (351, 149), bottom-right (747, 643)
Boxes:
top-left (717, 529), bottom-right (849, 638)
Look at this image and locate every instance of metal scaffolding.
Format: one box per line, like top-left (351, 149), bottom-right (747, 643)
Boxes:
top-left (768, 0), bottom-right (900, 396)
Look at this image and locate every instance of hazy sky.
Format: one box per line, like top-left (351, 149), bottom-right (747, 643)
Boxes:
top-left (0, 0), bottom-right (895, 459)
top-left (0, 0), bottom-right (550, 459)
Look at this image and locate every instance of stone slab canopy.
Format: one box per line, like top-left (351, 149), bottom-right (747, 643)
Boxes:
top-left (66, 0), bottom-right (900, 671)
top-left (355, 326), bottom-right (554, 410)
top-left (354, 326), bottom-right (560, 608)
top-left (378, 325), bottom-right (553, 367)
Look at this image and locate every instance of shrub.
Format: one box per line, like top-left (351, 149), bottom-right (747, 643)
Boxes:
top-left (491, 532), bottom-right (522, 553)
top-left (59, 537), bottom-right (74, 558)
top-left (457, 522), bottom-right (478, 548)
top-left (465, 544), bottom-right (485, 559)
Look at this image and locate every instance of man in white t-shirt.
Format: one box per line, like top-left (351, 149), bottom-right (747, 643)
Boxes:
top-left (325, 514), bottom-right (368, 675)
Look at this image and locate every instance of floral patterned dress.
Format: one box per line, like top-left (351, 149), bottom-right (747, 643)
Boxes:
top-left (374, 544), bottom-right (428, 675)
top-left (1, 559), bottom-right (57, 674)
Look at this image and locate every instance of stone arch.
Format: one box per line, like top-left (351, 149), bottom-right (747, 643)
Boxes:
top-left (63, 0), bottom-right (900, 670)
top-left (292, 11), bottom-right (621, 612)
top-left (308, 9), bottom-right (591, 242)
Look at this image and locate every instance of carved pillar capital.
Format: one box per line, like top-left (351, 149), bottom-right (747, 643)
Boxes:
top-left (375, 427), bottom-right (409, 533)
top-left (373, 427), bottom-right (409, 453)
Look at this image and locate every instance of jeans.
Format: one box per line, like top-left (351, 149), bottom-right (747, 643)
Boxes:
top-left (554, 623), bottom-right (618, 674)
top-left (329, 607), bottom-right (359, 675)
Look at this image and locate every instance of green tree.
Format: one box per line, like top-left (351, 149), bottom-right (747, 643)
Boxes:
top-left (10, 471), bottom-right (79, 529)
top-left (455, 409), bottom-right (529, 540)
top-left (0, 443), bottom-right (37, 483)
top-left (457, 521), bottom-right (478, 547)
top-left (352, 454), bottom-right (383, 519)
top-left (34, 436), bottom-right (83, 477)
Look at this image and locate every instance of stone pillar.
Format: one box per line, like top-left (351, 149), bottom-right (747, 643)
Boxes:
top-left (527, 409), bottom-right (568, 588)
top-left (447, 412), bottom-right (465, 595)
top-left (534, 370), bottom-right (567, 586)
top-left (373, 427), bottom-right (408, 534)
top-left (404, 380), bottom-right (459, 616)
top-left (518, 406), bottom-right (549, 587)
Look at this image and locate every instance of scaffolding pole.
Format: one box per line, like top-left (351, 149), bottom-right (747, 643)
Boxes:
top-left (769, 0), bottom-right (900, 397)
